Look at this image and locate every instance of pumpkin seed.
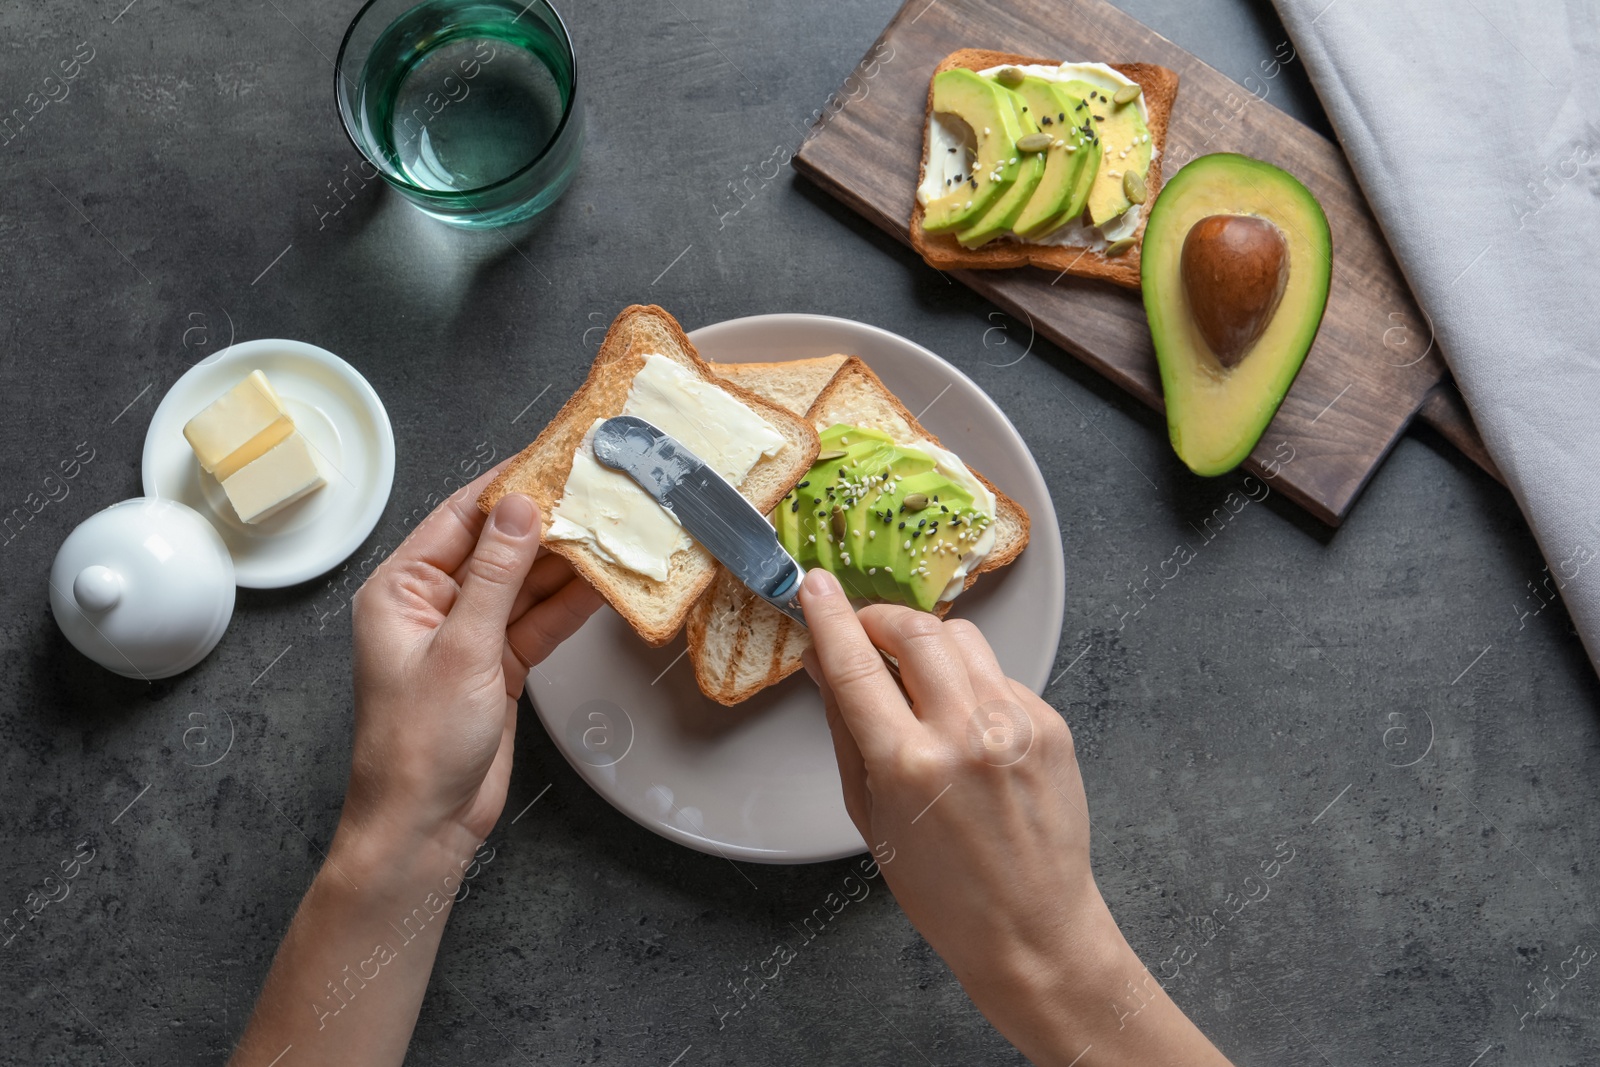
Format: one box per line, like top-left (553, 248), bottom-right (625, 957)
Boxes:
top-left (1016, 132), bottom-right (1054, 153)
top-left (830, 507), bottom-right (846, 541)
top-left (903, 492), bottom-right (930, 511)
top-left (1105, 237), bottom-right (1137, 256)
top-left (995, 66), bottom-right (1026, 87)
top-left (816, 449), bottom-right (847, 461)
top-left (1113, 84), bottom-right (1142, 106)
top-left (1122, 168), bottom-right (1148, 204)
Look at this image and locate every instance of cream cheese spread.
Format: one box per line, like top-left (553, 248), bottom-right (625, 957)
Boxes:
top-left (907, 436), bottom-right (998, 601)
top-left (546, 354), bottom-right (788, 581)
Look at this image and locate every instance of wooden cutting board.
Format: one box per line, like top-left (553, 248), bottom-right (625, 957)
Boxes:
top-left (792, 0), bottom-right (1453, 526)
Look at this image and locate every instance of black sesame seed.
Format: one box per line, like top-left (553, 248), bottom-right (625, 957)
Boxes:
top-left (941, 505), bottom-right (949, 513)
top-left (791, 499), bottom-right (800, 512)
top-left (1094, 115), bottom-right (1104, 122)
top-left (898, 521), bottom-right (906, 529)
top-left (970, 178), bottom-right (978, 189)
top-left (1059, 111), bottom-right (1066, 120)
top-left (917, 519), bottom-right (926, 527)
top-left (1041, 116), bottom-right (1052, 126)
top-left (947, 146), bottom-right (956, 153)
top-left (798, 480), bottom-right (809, 488)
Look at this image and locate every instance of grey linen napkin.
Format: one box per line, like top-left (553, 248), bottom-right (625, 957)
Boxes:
top-left (1272, 0), bottom-right (1600, 673)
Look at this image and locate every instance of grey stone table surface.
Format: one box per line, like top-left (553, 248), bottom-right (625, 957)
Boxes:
top-left (3, 0), bottom-right (1598, 1064)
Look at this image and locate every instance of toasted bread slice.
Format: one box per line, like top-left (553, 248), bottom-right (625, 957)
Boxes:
top-left (687, 357), bottom-right (852, 706)
top-left (479, 306), bottom-right (820, 647)
top-left (710, 355), bottom-right (849, 414)
top-left (909, 49), bottom-right (1179, 289)
top-left (687, 356), bottom-right (1031, 704)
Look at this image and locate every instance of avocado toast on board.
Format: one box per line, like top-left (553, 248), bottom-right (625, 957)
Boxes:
top-left (911, 48), bottom-right (1178, 287)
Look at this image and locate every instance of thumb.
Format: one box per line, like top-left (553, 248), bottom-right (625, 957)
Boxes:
top-left (444, 493), bottom-right (541, 647)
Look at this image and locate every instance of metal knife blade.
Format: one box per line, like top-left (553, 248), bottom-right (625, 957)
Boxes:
top-left (591, 415), bottom-right (807, 626)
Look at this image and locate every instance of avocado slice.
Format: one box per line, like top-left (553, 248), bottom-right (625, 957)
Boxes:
top-left (1062, 79), bottom-right (1152, 226)
top-left (1009, 78), bottom-right (1098, 239)
top-left (923, 69), bottom-right (1028, 234)
top-left (1141, 153), bottom-right (1332, 476)
top-left (776, 425), bottom-right (990, 611)
top-left (955, 85), bottom-right (1046, 248)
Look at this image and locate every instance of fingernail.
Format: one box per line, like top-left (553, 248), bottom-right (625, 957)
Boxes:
top-left (493, 493), bottom-right (537, 538)
top-left (804, 567), bottom-right (840, 596)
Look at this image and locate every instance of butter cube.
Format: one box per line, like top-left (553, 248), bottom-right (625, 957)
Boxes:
top-left (183, 369), bottom-right (294, 481)
top-left (220, 431), bottom-right (326, 523)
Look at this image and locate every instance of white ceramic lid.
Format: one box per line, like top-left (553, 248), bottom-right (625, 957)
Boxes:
top-left (50, 498), bottom-right (236, 680)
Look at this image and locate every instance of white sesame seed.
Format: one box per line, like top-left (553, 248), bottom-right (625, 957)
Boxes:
top-left (869, 567), bottom-right (877, 575)
top-left (869, 530), bottom-right (877, 539)
top-left (808, 534), bottom-right (816, 542)
top-left (983, 127), bottom-right (991, 135)
top-left (904, 540), bottom-right (911, 549)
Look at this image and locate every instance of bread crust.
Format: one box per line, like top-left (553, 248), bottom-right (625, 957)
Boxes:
top-left (909, 49), bottom-right (1179, 288)
top-left (478, 305), bottom-right (820, 646)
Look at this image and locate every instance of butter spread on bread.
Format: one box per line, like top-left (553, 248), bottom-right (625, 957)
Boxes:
top-left (917, 62), bottom-right (1155, 250)
top-left (545, 353), bottom-right (787, 581)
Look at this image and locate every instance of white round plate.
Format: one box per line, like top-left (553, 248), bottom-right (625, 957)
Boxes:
top-left (527, 315), bottom-right (1065, 863)
top-left (142, 339), bottom-right (396, 589)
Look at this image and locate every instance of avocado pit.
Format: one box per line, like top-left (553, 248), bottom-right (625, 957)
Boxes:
top-left (1180, 214), bottom-right (1289, 368)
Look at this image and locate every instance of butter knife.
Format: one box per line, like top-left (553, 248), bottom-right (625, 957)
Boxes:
top-left (591, 415), bottom-right (807, 626)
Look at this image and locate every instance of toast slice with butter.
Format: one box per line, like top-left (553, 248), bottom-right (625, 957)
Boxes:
top-left (687, 356), bottom-right (1031, 705)
top-left (910, 49), bottom-right (1179, 289)
top-left (478, 305), bottom-right (820, 647)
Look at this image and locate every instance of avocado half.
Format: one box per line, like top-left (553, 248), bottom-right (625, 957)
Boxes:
top-left (1141, 153), bottom-right (1332, 476)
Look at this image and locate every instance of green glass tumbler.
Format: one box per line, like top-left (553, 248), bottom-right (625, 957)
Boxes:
top-left (335, 0), bottom-right (583, 228)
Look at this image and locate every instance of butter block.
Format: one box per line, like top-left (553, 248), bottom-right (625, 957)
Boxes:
top-left (220, 431), bottom-right (325, 523)
top-left (183, 369), bottom-right (294, 481)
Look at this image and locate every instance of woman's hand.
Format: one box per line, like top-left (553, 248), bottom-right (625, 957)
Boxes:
top-left (799, 567), bottom-right (1233, 1067)
top-left (798, 568), bottom-right (1110, 995)
top-left (345, 464), bottom-right (604, 851)
top-left (230, 465), bottom-right (604, 1067)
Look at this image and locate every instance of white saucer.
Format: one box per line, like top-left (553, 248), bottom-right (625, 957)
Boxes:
top-left (142, 339), bottom-right (396, 589)
top-left (525, 314), bottom-right (1066, 864)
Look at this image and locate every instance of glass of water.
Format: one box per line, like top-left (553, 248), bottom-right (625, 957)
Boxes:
top-left (336, 0), bottom-right (583, 229)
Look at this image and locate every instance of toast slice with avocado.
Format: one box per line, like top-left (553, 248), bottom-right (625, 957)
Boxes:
top-left (687, 356), bottom-right (1031, 705)
top-left (478, 305), bottom-right (820, 647)
top-left (910, 49), bottom-right (1178, 289)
